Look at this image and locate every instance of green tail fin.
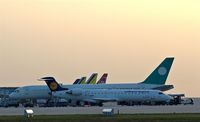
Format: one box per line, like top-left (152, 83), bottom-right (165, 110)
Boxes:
top-left (142, 57), bottom-right (174, 85)
top-left (79, 77), bottom-right (87, 84)
top-left (86, 73), bottom-right (98, 84)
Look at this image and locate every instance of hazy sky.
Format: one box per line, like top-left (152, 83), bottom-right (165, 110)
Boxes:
top-left (0, 0), bottom-right (199, 97)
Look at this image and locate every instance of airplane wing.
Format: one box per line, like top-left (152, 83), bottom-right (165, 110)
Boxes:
top-left (92, 98), bottom-right (118, 102)
top-left (153, 85), bottom-right (174, 91)
top-left (83, 98), bottom-right (118, 103)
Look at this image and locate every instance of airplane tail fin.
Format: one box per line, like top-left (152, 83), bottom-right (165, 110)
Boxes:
top-left (73, 79), bottom-right (80, 84)
top-left (97, 73), bottom-right (108, 84)
top-left (39, 77), bottom-right (68, 91)
top-left (141, 57), bottom-right (174, 85)
top-left (79, 77), bottom-right (87, 84)
top-left (86, 73), bottom-right (98, 84)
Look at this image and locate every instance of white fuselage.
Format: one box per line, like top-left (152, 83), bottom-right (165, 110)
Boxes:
top-left (9, 83), bottom-right (172, 100)
top-left (53, 89), bottom-right (172, 103)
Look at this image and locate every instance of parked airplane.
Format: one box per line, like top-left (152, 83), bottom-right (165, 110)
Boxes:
top-left (83, 73), bottom-right (107, 84)
top-left (73, 73), bottom-right (98, 84)
top-left (41, 77), bottom-right (172, 106)
top-left (9, 57), bottom-right (174, 101)
top-left (97, 73), bottom-right (108, 84)
top-left (86, 73), bottom-right (98, 84)
top-left (73, 79), bottom-right (80, 84)
top-left (78, 77), bottom-right (86, 84)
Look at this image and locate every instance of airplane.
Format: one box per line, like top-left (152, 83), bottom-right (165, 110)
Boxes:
top-left (78, 77), bottom-right (87, 84)
top-left (85, 73), bottom-right (98, 84)
top-left (73, 73), bottom-right (107, 84)
top-left (9, 57), bottom-right (174, 101)
top-left (73, 79), bottom-right (80, 84)
top-left (41, 77), bottom-right (172, 106)
top-left (73, 73), bottom-right (98, 84)
top-left (97, 73), bottom-right (108, 84)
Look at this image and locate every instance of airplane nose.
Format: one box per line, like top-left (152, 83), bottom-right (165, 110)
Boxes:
top-left (166, 95), bottom-right (173, 102)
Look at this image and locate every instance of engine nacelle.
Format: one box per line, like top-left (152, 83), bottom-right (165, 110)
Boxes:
top-left (70, 89), bottom-right (82, 96)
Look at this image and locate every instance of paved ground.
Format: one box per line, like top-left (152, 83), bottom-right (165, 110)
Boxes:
top-left (0, 98), bottom-right (199, 116)
top-left (0, 104), bottom-right (200, 116)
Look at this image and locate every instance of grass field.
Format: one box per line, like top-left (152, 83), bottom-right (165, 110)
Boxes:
top-left (0, 114), bottom-right (200, 122)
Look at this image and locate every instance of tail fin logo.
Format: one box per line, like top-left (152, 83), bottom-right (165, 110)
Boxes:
top-left (49, 82), bottom-right (58, 90)
top-left (158, 67), bottom-right (167, 76)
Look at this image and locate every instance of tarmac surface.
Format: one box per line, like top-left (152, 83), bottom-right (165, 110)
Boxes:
top-left (0, 98), bottom-right (199, 116)
top-left (0, 105), bottom-right (200, 115)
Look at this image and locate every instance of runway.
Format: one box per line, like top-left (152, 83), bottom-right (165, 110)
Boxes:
top-left (0, 104), bottom-right (200, 116)
top-left (0, 98), bottom-right (199, 116)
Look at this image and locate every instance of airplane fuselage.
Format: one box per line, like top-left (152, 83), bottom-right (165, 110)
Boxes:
top-left (53, 89), bottom-right (172, 104)
top-left (9, 83), bottom-right (173, 100)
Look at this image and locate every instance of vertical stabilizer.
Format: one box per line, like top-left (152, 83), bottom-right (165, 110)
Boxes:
top-left (142, 57), bottom-right (174, 84)
top-left (79, 77), bottom-right (87, 84)
top-left (97, 73), bottom-right (108, 84)
top-left (86, 73), bottom-right (98, 84)
top-left (39, 77), bottom-right (68, 91)
top-left (73, 79), bottom-right (80, 84)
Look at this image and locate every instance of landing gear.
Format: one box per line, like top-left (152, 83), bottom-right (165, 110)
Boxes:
top-left (76, 101), bottom-right (80, 106)
top-left (23, 99), bottom-right (34, 107)
top-left (79, 101), bottom-right (85, 106)
top-left (98, 102), bottom-right (103, 107)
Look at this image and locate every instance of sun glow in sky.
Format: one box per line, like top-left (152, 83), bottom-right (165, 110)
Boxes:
top-left (0, 0), bottom-right (200, 96)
